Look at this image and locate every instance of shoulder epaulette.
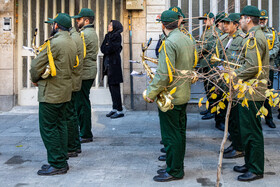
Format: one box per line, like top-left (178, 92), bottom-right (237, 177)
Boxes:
top-left (248, 31), bottom-right (255, 39)
top-left (239, 32), bottom-right (246, 38)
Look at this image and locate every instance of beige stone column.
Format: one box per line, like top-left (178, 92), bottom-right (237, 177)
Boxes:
top-left (0, 0), bottom-right (16, 111)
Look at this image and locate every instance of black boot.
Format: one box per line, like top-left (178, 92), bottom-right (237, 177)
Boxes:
top-left (237, 171), bottom-right (263, 182)
top-left (158, 155), bottom-right (166, 161)
top-left (215, 122), bottom-right (225, 131)
top-left (37, 166), bottom-right (68, 175)
top-left (233, 165), bottom-right (248, 173)
top-left (266, 120), bottom-right (276, 128)
top-left (200, 110), bottom-right (209, 115)
top-left (223, 150), bottom-right (244, 159)
top-left (201, 112), bottom-right (215, 120)
top-left (153, 172), bottom-right (183, 182)
top-left (160, 147), bottom-right (166, 153)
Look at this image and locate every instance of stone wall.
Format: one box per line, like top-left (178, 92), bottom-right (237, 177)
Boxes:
top-left (0, 0), bottom-right (16, 111)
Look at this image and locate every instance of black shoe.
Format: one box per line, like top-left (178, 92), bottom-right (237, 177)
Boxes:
top-left (201, 112), bottom-right (215, 120)
top-left (160, 147), bottom-right (166, 153)
top-left (157, 168), bottom-right (166, 174)
top-left (80, 137), bottom-right (93, 143)
top-left (153, 172), bottom-right (183, 182)
top-left (266, 120), bottom-right (276, 128)
top-left (68, 152), bottom-right (78, 157)
top-left (223, 150), bottom-right (244, 159)
top-left (37, 166), bottom-right (68, 175)
top-left (160, 140), bottom-right (163, 145)
top-left (200, 110), bottom-right (209, 115)
top-left (76, 149), bottom-right (82, 154)
top-left (158, 155), bottom-right (166, 161)
top-left (106, 111), bottom-right (116, 117)
top-left (215, 122), bottom-right (225, 131)
top-left (237, 171), bottom-right (263, 182)
top-left (278, 113), bottom-right (280, 120)
top-left (233, 165), bottom-right (248, 173)
top-left (41, 164), bottom-right (69, 171)
top-left (224, 145), bottom-right (234, 154)
top-left (110, 112), bottom-right (124, 119)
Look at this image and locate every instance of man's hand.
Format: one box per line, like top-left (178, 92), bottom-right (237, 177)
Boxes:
top-left (146, 96), bottom-right (154, 103)
top-left (32, 82), bottom-right (38, 87)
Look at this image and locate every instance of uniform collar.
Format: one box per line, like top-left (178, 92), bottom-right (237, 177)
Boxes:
top-left (249, 25), bottom-right (261, 33)
top-left (53, 30), bottom-right (69, 38)
top-left (231, 29), bottom-right (240, 38)
top-left (164, 28), bottom-right (180, 39)
top-left (80, 24), bottom-right (94, 31)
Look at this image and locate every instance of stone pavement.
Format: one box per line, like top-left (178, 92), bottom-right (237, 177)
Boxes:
top-left (0, 105), bottom-right (280, 187)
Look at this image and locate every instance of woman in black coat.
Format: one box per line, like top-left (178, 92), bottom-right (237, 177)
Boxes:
top-left (101, 20), bottom-right (124, 118)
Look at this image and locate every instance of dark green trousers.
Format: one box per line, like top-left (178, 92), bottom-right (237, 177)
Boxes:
top-left (214, 91), bottom-right (227, 124)
top-left (202, 67), bottom-right (215, 110)
top-left (228, 103), bottom-right (244, 152)
top-left (66, 92), bottom-right (81, 152)
top-left (264, 70), bottom-right (274, 122)
top-left (158, 104), bottom-right (187, 178)
top-left (76, 79), bottom-right (94, 139)
top-left (39, 102), bottom-right (69, 169)
top-left (239, 101), bottom-right (264, 175)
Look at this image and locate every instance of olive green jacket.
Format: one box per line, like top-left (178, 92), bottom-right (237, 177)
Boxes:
top-left (30, 31), bottom-right (77, 103)
top-left (217, 29), bottom-right (246, 64)
top-left (198, 26), bottom-right (224, 67)
top-left (147, 28), bottom-right (195, 105)
top-left (261, 26), bottom-right (280, 66)
top-left (234, 26), bottom-right (269, 101)
top-left (70, 28), bottom-right (84, 92)
top-left (80, 24), bottom-right (99, 80)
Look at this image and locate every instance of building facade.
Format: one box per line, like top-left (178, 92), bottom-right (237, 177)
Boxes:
top-left (0, 0), bottom-right (280, 111)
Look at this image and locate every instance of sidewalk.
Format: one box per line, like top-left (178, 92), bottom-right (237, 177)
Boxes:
top-left (0, 105), bottom-right (279, 187)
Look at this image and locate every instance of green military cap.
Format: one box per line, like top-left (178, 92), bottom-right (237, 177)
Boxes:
top-left (44, 13), bottom-right (72, 29)
top-left (215, 12), bottom-right (227, 23)
top-left (198, 12), bottom-right (215, 20)
top-left (169, 6), bottom-right (185, 18)
top-left (222, 13), bottom-right (241, 23)
top-left (241, 5), bottom-right (260, 17)
top-left (72, 8), bottom-right (95, 18)
top-left (259, 9), bottom-right (268, 19)
top-left (157, 10), bottom-right (179, 22)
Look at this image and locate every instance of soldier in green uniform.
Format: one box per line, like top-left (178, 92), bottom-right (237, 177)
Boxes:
top-left (197, 12), bottom-right (220, 120)
top-left (30, 13), bottom-right (77, 175)
top-left (216, 13), bottom-right (245, 158)
top-left (145, 10), bottom-right (195, 182)
top-left (215, 12), bottom-right (226, 35)
top-left (232, 6), bottom-right (269, 181)
top-left (64, 13), bottom-right (84, 157)
top-left (156, 6), bottom-right (198, 161)
top-left (259, 9), bottom-right (279, 128)
top-left (72, 8), bottom-right (99, 143)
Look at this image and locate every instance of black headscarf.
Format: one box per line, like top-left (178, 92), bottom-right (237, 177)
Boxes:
top-left (107, 20), bottom-right (123, 39)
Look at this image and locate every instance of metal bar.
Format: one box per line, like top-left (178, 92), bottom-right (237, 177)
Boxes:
top-left (61, 0), bottom-right (65, 13)
top-left (104, 0), bottom-right (108, 34)
top-left (36, 0), bottom-right (40, 46)
top-left (247, 0), bottom-right (251, 5)
top-left (188, 0), bottom-right (192, 35)
top-left (80, 0), bottom-right (83, 10)
top-left (17, 0), bottom-right (23, 90)
top-left (268, 0), bottom-right (272, 27)
top-left (235, 0), bottom-right (240, 13)
top-left (258, 0), bottom-right (261, 9)
top-left (96, 0), bottom-right (99, 42)
top-left (225, 0), bottom-right (228, 13)
top-left (53, 0), bottom-right (57, 17)
top-left (178, 0), bottom-right (181, 8)
top-left (128, 11), bottom-right (134, 110)
top-left (69, 0), bottom-right (75, 27)
top-left (44, 0), bottom-right (48, 40)
top-left (27, 0), bottom-right (32, 89)
top-left (210, 0), bottom-right (218, 15)
top-left (88, 0), bottom-right (91, 9)
top-left (199, 0), bottom-right (203, 36)
top-left (112, 0), bottom-right (116, 20)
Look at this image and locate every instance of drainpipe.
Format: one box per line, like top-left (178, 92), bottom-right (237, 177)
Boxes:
top-left (128, 11), bottom-right (134, 110)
